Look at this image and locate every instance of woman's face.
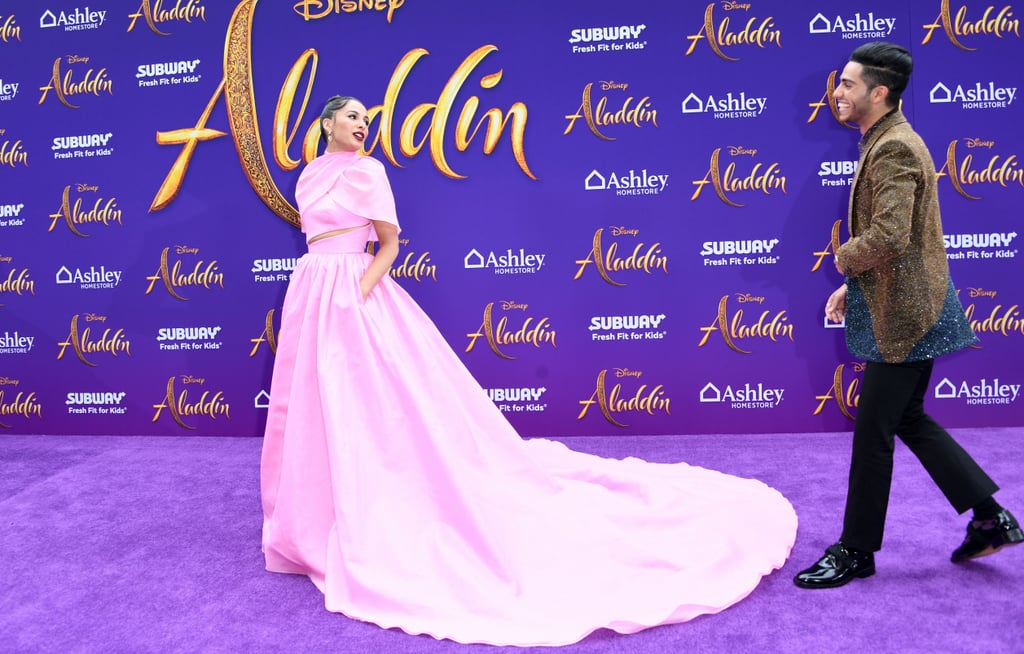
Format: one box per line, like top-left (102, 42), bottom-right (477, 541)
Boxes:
top-left (324, 100), bottom-right (369, 151)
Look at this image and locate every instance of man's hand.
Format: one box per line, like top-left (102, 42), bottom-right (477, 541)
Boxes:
top-left (826, 284), bottom-right (848, 323)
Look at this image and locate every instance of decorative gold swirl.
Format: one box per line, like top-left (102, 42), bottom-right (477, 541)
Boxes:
top-left (224, 0), bottom-right (300, 226)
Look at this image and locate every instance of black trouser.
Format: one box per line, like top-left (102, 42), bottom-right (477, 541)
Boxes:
top-left (840, 359), bottom-right (998, 552)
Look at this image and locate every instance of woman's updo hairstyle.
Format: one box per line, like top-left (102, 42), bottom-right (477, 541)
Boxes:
top-left (319, 95), bottom-right (357, 144)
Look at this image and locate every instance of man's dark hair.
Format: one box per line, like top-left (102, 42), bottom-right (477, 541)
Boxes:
top-left (850, 42), bottom-right (913, 107)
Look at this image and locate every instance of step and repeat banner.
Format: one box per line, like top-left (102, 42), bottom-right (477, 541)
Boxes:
top-left (1, 0), bottom-right (1021, 436)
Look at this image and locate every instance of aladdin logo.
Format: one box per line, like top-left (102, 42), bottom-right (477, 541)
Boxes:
top-left (922, 0), bottom-right (1021, 51)
top-left (40, 7), bottom-right (106, 31)
top-left (569, 24), bottom-right (648, 53)
top-left (136, 60), bottom-right (202, 88)
top-left (151, 39), bottom-right (535, 226)
top-left (929, 81), bottom-right (1016, 109)
top-left (819, 160), bottom-right (858, 187)
top-left (48, 185), bottom-right (122, 236)
top-left (564, 81), bottom-right (658, 140)
top-left (807, 70), bottom-right (857, 128)
top-left (685, 2), bottom-right (782, 61)
top-left (145, 245), bottom-right (224, 300)
top-left (1, 138), bottom-right (29, 167)
top-left (813, 362), bottom-right (863, 420)
top-left (0, 383), bottom-right (43, 429)
top-left (574, 227), bottom-right (668, 287)
top-left (151, 375), bottom-right (231, 429)
top-left (681, 91), bottom-right (767, 119)
top-left (157, 326), bottom-right (223, 352)
top-left (0, 330), bottom-right (34, 354)
top-left (0, 79), bottom-right (19, 101)
top-left (700, 381), bottom-right (784, 408)
top-left (392, 250), bottom-right (437, 282)
top-left (691, 146), bottom-right (787, 206)
top-left (0, 263), bottom-right (34, 297)
top-left (487, 387), bottom-right (548, 413)
top-left (368, 238), bottom-right (438, 282)
top-left (66, 392), bottom-right (127, 416)
top-left (38, 55), bottom-right (113, 108)
top-left (938, 138), bottom-right (1024, 200)
top-left (252, 257), bottom-right (298, 283)
top-left (249, 308), bottom-right (279, 356)
top-left (56, 265), bottom-right (123, 289)
top-left (585, 168), bottom-right (668, 195)
top-left (465, 248), bottom-right (545, 275)
top-left (808, 12), bottom-right (896, 38)
top-left (293, 0), bottom-right (405, 23)
top-left (963, 294), bottom-right (1024, 337)
top-left (127, 0), bottom-right (207, 35)
top-left (1, 14), bottom-right (22, 43)
top-left (56, 313), bottom-right (131, 367)
top-left (577, 368), bottom-right (670, 428)
top-left (811, 220), bottom-right (844, 272)
top-left (935, 377), bottom-right (1020, 405)
top-left (465, 301), bottom-right (557, 360)
top-left (698, 293), bottom-right (794, 353)
top-left (589, 314), bottom-right (667, 342)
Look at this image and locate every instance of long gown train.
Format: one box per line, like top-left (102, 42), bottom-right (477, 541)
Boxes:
top-left (260, 226), bottom-right (798, 647)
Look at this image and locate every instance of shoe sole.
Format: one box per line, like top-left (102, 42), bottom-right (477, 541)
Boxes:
top-left (956, 528), bottom-right (1024, 562)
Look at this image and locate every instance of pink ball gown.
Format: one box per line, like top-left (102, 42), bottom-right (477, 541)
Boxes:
top-left (260, 149), bottom-right (798, 647)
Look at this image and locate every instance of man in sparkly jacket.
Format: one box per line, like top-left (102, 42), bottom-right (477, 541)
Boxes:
top-left (794, 42), bottom-right (1022, 589)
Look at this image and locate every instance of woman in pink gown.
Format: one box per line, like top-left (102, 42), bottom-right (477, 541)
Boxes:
top-left (260, 96), bottom-right (799, 647)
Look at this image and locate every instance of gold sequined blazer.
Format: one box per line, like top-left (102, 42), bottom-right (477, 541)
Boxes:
top-left (835, 110), bottom-right (950, 363)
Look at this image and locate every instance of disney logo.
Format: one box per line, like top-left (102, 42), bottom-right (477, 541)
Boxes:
top-left (735, 293), bottom-right (766, 304)
top-left (610, 226), bottom-right (640, 237)
top-left (968, 287), bottom-right (998, 298)
top-left (964, 138), bottom-right (995, 149)
top-left (728, 146), bottom-right (758, 157)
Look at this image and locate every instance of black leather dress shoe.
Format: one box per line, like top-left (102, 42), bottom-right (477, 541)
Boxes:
top-left (794, 542), bottom-right (875, 589)
top-left (951, 509), bottom-right (1024, 562)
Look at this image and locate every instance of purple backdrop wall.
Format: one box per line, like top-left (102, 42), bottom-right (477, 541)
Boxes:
top-left (1, 0), bottom-right (1021, 437)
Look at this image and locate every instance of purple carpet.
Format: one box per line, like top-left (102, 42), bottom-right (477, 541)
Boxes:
top-left (2, 429), bottom-right (1022, 653)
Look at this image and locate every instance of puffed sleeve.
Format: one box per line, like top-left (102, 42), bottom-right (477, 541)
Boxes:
top-left (336, 155), bottom-right (400, 241)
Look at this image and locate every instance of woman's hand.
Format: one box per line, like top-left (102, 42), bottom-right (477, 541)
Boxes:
top-left (359, 279), bottom-right (373, 302)
top-left (358, 220), bottom-right (400, 304)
